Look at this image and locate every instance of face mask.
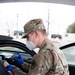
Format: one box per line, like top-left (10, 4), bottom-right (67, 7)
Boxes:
top-left (26, 40), bottom-right (36, 50)
top-left (26, 33), bottom-right (38, 50)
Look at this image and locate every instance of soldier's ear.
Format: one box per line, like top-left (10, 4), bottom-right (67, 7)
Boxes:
top-left (35, 30), bottom-right (39, 37)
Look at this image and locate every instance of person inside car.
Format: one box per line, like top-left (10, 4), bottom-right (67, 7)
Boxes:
top-left (0, 60), bottom-right (13, 75)
top-left (3, 18), bottom-right (69, 75)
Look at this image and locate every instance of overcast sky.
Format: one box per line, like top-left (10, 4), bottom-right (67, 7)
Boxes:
top-left (0, 2), bottom-right (75, 35)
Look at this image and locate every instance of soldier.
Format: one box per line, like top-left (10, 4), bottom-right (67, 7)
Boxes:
top-left (4, 18), bottom-right (69, 75)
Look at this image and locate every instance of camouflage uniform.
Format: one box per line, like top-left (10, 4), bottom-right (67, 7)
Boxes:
top-left (12, 38), bottom-right (69, 75)
top-left (12, 19), bottom-right (69, 75)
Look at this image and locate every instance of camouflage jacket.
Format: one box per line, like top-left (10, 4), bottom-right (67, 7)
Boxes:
top-left (12, 38), bottom-right (69, 75)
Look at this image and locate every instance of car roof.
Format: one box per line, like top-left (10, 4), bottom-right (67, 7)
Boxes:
top-left (0, 35), bottom-right (13, 40)
top-left (0, 0), bottom-right (75, 6)
top-left (60, 42), bottom-right (75, 49)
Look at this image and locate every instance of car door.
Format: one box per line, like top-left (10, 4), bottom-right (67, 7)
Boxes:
top-left (60, 42), bottom-right (75, 75)
top-left (0, 39), bottom-right (36, 72)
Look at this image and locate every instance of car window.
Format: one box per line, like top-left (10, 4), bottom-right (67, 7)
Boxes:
top-left (62, 46), bottom-right (75, 65)
top-left (0, 46), bottom-right (24, 52)
top-left (0, 46), bottom-right (33, 63)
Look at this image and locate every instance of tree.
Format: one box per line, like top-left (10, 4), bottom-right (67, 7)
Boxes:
top-left (67, 22), bottom-right (75, 33)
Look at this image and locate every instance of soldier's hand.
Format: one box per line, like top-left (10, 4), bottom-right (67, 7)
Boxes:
top-left (6, 65), bottom-right (15, 72)
top-left (14, 52), bottom-right (24, 65)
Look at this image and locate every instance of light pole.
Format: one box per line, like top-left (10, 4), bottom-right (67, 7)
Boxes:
top-left (47, 4), bottom-right (50, 35)
top-left (17, 14), bottom-right (19, 38)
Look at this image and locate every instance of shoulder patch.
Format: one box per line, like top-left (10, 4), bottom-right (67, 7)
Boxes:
top-left (31, 59), bottom-right (36, 69)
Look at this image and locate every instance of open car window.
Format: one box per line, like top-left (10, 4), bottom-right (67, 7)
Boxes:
top-left (0, 46), bottom-right (33, 59)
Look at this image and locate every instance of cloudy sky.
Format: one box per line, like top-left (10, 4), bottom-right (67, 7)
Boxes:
top-left (0, 2), bottom-right (75, 35)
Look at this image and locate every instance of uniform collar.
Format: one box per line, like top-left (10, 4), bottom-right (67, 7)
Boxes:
top-left (40, 38), bottom-right (54, 50)
top-left (40, 38), bottom-right (49, 49)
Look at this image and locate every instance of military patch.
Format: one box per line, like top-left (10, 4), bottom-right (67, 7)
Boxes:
top-left (31, 59), bottom-right (36, 69)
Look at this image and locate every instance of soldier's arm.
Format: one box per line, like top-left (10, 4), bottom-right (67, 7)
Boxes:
top-left (12, 67), bottom-right (27, 75)
top-left (27, 49), bottom-right (53, 75)
top-left (21, 62), bottom-right (31, 72)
